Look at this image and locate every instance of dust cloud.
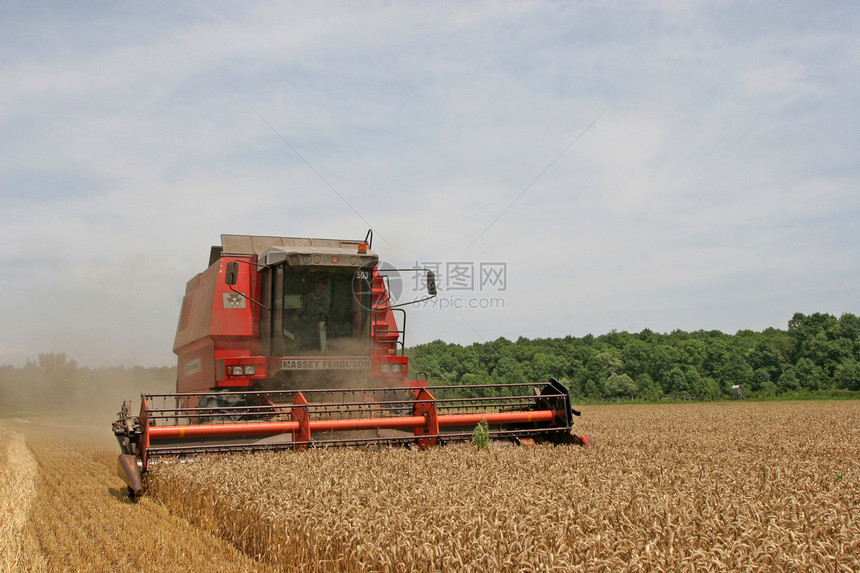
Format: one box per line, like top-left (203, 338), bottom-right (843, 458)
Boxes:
top-left (0, 356), bottom-right (175, 448)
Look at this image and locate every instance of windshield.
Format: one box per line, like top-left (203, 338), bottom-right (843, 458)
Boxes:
top-left (267, 265), bottom-right (372, 357)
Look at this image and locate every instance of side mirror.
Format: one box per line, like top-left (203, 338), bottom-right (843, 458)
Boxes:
top-left (225, 261), bottom-right (239, 286)
top-left (426, 271), bottom-right (437, 296)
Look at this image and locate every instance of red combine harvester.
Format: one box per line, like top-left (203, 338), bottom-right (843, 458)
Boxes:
top-left (113, 232), bottom-right (592, 496)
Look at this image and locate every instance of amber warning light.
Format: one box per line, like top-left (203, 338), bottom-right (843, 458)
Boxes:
top-left (358, 241), bottom-right (368, 254)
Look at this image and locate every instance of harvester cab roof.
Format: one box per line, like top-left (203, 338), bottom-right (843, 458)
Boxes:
top-left (217, 233), bottom-right (379, 268)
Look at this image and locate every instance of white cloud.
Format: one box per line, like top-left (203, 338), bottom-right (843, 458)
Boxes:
top-left (0, 1), bottom-right (858, 366)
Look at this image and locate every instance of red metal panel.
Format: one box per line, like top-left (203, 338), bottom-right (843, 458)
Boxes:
top-left (145, 410), bottom-right (556, 441)
top-left (175, 255), bottom-right (262, 393)
top-left (146, 417), bottom-right (420, 439)
top-left (413, 388), bottom-right (439, 450)
top-left (210, 257), bottom-right (257, 337)
top-left (176, 337), bottom-right (215, 393)
top-left (174, 265), bottom-right (218, 353)
top-left (438, 410), bottom-right (555, 427)
top-left (307, 416), bottom-right (426, 433)
top-left (291, 392), bottom-right (310, 451)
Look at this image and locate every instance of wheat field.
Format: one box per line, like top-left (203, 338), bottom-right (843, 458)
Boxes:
top-left (2, 401), bottom-right (859, 572)
top-left (0, 418), bottom-right (274, 573)
top-left (150, 401), bottom-right (860, 572)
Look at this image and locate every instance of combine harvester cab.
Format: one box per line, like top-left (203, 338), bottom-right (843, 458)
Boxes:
top-left (113, 232), bottom-right (592, 497)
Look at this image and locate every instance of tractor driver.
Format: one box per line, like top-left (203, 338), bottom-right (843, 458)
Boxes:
top-left (301, 278), bottom-right (330, 322)
top-left (299, 278), bottom-right (330, 351)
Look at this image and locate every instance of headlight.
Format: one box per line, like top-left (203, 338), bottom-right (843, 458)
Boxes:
top-left (243, 365), bottom-right (256, 375)
top-left (230, 366), bottom-right (244, 376)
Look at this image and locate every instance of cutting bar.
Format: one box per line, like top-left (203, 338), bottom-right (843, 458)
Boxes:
top-left (113, 378), bottom-right (585, 496)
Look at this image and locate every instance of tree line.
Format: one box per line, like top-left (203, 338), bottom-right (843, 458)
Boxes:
top-left (3, 312), bottom-right (857, 413)
top-left (406, 312), bottom-right (860, 401)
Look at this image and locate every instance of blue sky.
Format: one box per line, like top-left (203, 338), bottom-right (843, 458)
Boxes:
top-left (1, 1), bottom-right (858, 367)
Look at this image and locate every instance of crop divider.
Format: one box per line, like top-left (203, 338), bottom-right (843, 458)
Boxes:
top-left (291, 392), bottom-right (310, 451)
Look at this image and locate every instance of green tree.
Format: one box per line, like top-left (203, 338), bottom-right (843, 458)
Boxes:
top-left (747, 331), bottom-right (791, 384)
top-left (757, 380), bottom-right (780, 398)
top-left (713, 353), bottom-right (753, 393)
top-left (621, 339), bottom-right (651, 379)
top-left (589, 351), bottom-right (624, 377)
top-left (692, 375), bottom-right (722, 400)
top-left (678, 339), bottom-right (707, 368)
top-left (753, 368), bottom-right (772, 392)
top-left (788, 312), bottom-right (838, 360)
top-left (834, 361), bottom-right (860, 391)
top-left (492, 355), bottom-right (525, 386)
top-left (836, 313), bottom-right (860, 357)
top-left (635, 373), bottom-right (662, 401)
top-left (406, 312), bottom-right (860, 402)
top-left (666, 366), bottom-right (688, 396)
top-left (794, 357), bottom-right (823, 390)
top-left (582, 378), bottom-right (601, 399)
top-left (778, 366), bottom-right (801, 391)
top-left (528, 352), bottom-right (568, 382)
top-left (605, 373), bottom-right (637, 399)
top-left (685, 367), bottom-right (704, 398)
